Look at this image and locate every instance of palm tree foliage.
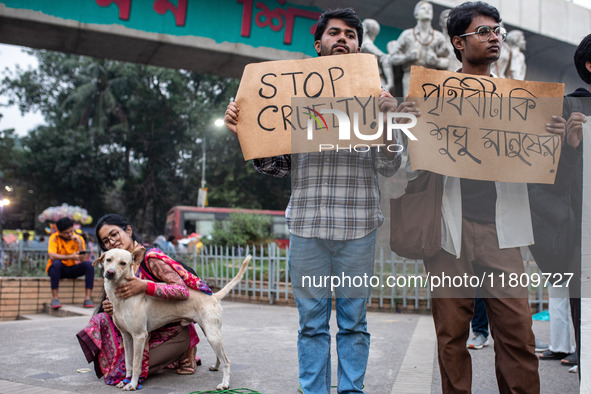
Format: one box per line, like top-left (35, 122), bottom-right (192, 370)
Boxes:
top-left (0, 50), bottom-right (290, 237)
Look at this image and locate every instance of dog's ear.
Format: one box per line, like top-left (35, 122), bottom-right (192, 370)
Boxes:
top-left (92, 253), bottom-right (105, 267)
top-left (131, 248), bottom-right (144, 266)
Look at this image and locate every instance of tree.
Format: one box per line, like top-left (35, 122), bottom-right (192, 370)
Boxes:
top-left (206, 212), bottom-right (272, 247)
top-left (1, 50), bottom-right (290, 238)
top-left (0, 123), bottom-right (21, 180)
top-left (0, 123), bottom-right (35, 229)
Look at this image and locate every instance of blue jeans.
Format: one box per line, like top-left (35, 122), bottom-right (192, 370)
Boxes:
top-left (48, 260), bottom-right (94, 290)
top-left (289, 231), bottom-right (376, 394)
top-left (471, 297), bottom-right (489, 337)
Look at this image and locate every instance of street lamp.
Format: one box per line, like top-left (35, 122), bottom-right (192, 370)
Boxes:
top-left (197, 118), bottom-right (224, 207)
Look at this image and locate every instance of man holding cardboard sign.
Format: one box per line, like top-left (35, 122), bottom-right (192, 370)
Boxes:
top-left (225, 8), bottom-right (400, 394)
top-left (395, 2), bottom-right (567, 393)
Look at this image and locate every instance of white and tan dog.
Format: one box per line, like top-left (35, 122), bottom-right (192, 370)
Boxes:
top-left (94, 248), bottom-right (250, 391)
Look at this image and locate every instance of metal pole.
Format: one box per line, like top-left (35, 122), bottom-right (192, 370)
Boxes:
top-left (201, 133), bottom-right (206, 189)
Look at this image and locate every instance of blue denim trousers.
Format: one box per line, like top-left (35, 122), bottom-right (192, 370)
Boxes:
top-left (471, 297), bottom-right (489, 337)
top-left (48, 260), bottom-right (94, 290)
top-left (289, 231), bottom-right (376, 394)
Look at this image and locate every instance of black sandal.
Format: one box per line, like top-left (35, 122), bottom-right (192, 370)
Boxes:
top-left (561, 353), bottom-right (578, 366)
top-left (539, 350), bottom-right (568, 360)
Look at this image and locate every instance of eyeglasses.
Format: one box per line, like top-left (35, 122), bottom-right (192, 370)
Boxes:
top-left (460, 26), bottom-right (506, 42)
top-left (101, 228), bottom-right (124, 246)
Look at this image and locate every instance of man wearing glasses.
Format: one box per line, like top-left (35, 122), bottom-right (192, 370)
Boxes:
top-left (395, 2), bottom-right (565, 393)
top-left (46, 217), bottom-right (95, 309)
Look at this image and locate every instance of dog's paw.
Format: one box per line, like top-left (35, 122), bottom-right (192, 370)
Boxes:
top-left (122, 383), bottom-right (138, 391)
top-left (216, 383), bottom-right (229, 390)
top-left (120, 378), bottom-right (141, 391)
top-left (209, 365), bottom-right (219, 371)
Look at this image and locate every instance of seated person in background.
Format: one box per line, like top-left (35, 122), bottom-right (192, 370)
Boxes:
top-left (46, 217), bottom-right (94, 309)
top-left (76, 214), bottom-right (206, 387)
top-left (164, 235), bottom-right (177, 255)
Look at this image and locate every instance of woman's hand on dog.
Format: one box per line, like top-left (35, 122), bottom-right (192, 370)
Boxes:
top-left (115, 277), bottom-right (148, 299)
top-left (103, 298), bottom-right (113, 316)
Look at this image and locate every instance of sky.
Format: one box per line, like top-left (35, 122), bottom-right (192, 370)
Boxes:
top-left (573, 0), bottom-right (591, 7)
top-left (0, 43), bottom-right (44, 137)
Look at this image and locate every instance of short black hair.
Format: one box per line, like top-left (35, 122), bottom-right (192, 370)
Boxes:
top-left (447, 1), bottom-right (501, 62)
top-left (313, 8), bottom-right (363, 52)
top-left (574, 34), bottom-right (591, 84)
top-left (56, 217), bottom-right (74, 232)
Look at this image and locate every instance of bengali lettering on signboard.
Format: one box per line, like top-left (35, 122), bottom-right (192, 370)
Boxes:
top-left (96, 0), bottom-right (188, 25)
top-left (407, 65), bottom-right (565, 184)
top-left (238, 0), bottom-right (321, 45)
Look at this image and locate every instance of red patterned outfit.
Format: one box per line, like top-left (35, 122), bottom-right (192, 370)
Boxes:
top-left (76, 248), bottom-right (210, 386)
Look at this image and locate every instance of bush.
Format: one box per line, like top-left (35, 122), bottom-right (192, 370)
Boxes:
top-left (205, 212), bottom-right (272, 247)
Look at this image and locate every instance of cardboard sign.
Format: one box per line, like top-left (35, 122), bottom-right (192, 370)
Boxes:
top-left (407, 66), bottom-right (565, 183)
top-left (234, 53), bottom-right (382, 160)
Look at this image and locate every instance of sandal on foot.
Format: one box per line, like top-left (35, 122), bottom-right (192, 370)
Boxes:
top-left (176, 353), bottom-right (198, 375)
top-left (539, 350), bottom-right (568, 360)
top-left (176, 366), bottom-right (196, 375)
top-left (561, 353), bottom-right (578, 366)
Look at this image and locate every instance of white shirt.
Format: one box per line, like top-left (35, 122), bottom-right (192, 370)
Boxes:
top-left (402, 69), bottom-right (534, 258)
top-left (440, 176), bottom-right (534, 258)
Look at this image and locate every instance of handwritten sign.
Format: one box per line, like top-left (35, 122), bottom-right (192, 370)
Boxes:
top-left (407, 66), bottom-right (565, 184)
top-left (235, 53), bottom-right (382, 160)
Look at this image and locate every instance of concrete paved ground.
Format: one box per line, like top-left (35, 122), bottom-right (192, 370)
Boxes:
top-left (0, 301), bottom-right (579, 393)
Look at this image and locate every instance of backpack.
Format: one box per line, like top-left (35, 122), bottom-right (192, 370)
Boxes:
top-left (390, 172), bottom-right (443, 259)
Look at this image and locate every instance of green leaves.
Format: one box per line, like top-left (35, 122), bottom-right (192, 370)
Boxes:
top-left (206, 212), bottom-right (272, 247)
top-left (1, 49), bottom-right (290, 236)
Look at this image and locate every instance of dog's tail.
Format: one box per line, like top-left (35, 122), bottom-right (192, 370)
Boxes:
top-left (213, 255), bottom-right (251, 300)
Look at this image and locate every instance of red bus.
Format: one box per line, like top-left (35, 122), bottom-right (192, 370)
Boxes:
top-left (164, 206), bottom-right (290, 248)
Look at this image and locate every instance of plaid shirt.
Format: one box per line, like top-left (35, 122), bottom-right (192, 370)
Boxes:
top-left (254, 150), bottom-right (401, 240)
